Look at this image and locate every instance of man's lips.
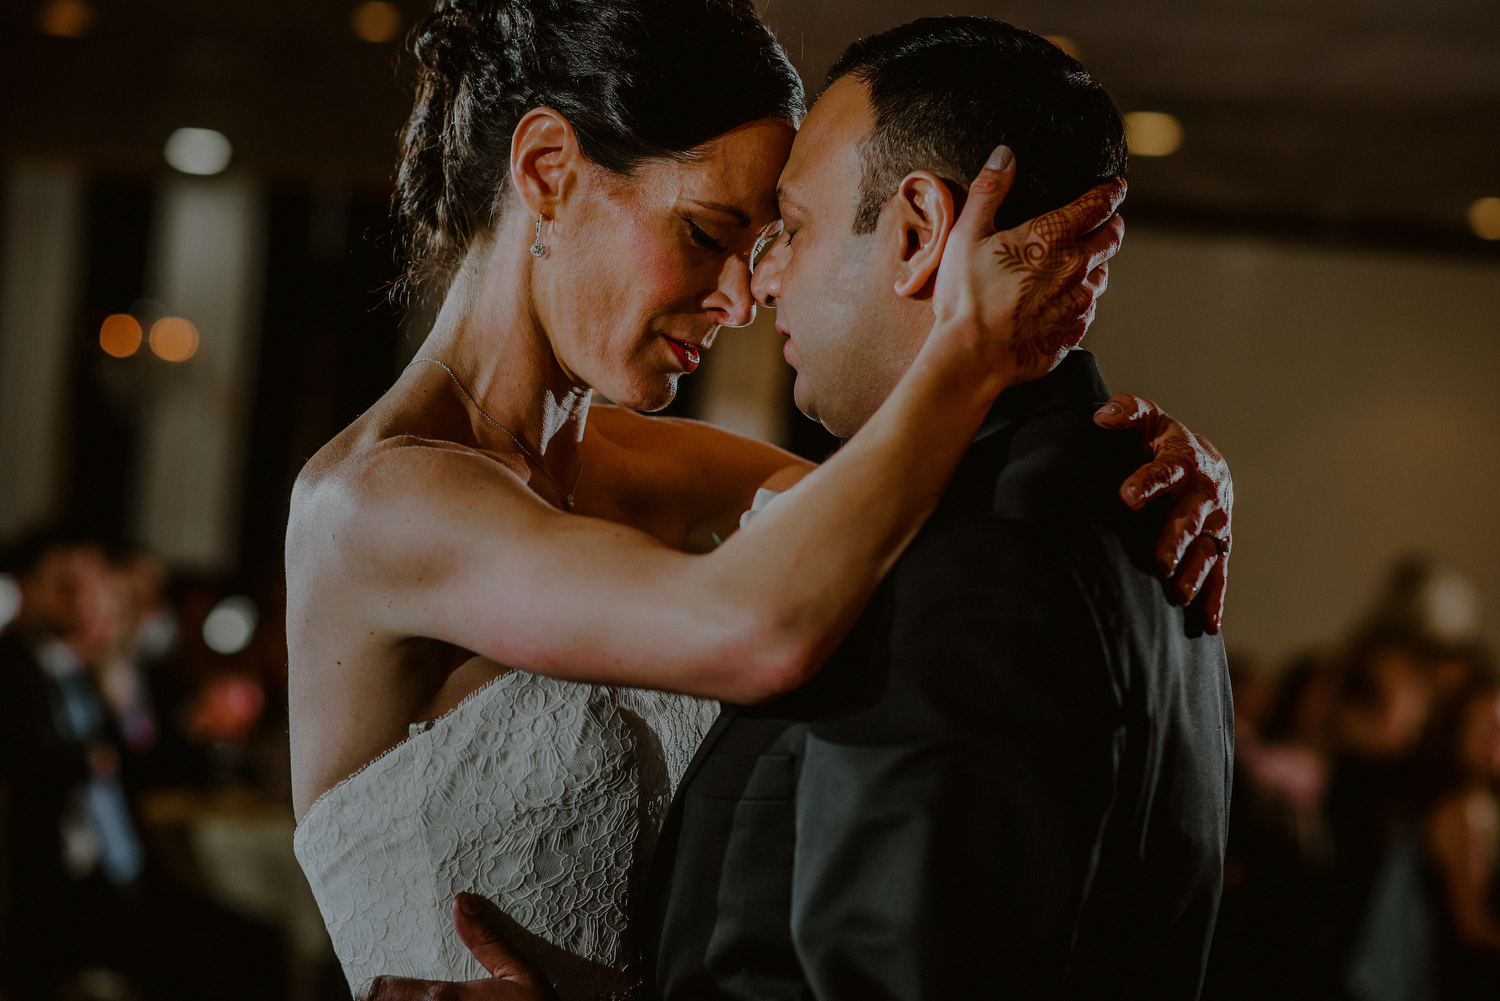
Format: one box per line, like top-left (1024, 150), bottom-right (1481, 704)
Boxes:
top-left (663, 335), bottom-right (701, 372)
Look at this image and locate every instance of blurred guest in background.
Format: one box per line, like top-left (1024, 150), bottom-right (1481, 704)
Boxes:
top-left (0, 532), bottom-right (144, 998)
top-left (1206, 555), bottom-right (1495, 1001)
top-left (1411, 665), bottom-right (1500, 999)
top-left (0, 530), bottom-right (288, 1001)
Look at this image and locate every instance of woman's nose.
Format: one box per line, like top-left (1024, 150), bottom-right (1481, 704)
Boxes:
top-left (707, 258), bottom-right (755, 328)
top-left (750, 249), bottom-right (779, 308)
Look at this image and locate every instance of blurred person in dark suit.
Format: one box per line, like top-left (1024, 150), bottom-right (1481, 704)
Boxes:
top-left (0, 532), bottom-right (146, 999)
top-left (1, 534), bottom-right (286, 1001)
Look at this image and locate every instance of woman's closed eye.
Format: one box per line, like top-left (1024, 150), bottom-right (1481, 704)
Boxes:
top-left (687, 220), bottom-right (728, 254)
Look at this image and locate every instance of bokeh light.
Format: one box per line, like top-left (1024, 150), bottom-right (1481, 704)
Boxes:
top-left (37, 0), bottom-right (94, 38)
top-left (163, 127), bottom-right (233, 176)
top-left (202, 595), bottom-right (259, 656)
top-left (1044, 35), bottom-right (1082, 61)
top-left (0, 573), bottom-right (19, 632)
top-left (1124, 111), bottom-right (1185, 157)
top-left (1467, 197), bottom-right (1500, 240)
top-left (99, 313), bottom-right (142, 357)
top-left (351, 1), bottom-right (404, 43)
top-left (149, 316), bottom-right (199, 362)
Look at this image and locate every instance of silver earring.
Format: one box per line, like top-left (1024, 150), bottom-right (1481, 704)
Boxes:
top-left (529, 216), bottom-right (546, 258)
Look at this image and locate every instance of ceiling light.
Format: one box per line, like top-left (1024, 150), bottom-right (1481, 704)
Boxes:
top-left (37, 0), bottom-right (93, 38)
top-left (149, 317), bottom-right (199, 362)
top-left (1124, 111), bottom-right (1184, 157)
top-left (1468, 197), bottom-right (1500, 240)
top-left (99, 313), bottom-right (142, 357)
top-left (163, 127), bottom-right (233, 176)
top-left (351, 1), bottom-right (404, 43)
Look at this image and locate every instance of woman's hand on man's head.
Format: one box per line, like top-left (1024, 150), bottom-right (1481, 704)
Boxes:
top-left (930, 145), bottom-right (1126, 390)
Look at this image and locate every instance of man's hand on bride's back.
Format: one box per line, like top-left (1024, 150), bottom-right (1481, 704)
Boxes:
top-left (360, 894), bottom-right (557, 1001)
top-left (931, 144), bottom-right (1127, 385)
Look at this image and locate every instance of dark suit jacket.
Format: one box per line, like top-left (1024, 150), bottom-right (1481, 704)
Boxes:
top-left (643, 351), bottom-right (1233, 1001)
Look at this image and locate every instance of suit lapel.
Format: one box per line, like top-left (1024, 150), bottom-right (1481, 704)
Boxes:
top-left (674, 703), bottom-right (737, 801)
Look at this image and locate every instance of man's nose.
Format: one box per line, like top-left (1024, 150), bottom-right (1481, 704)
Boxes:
top-left (751, 249), bottom-right (780, 308)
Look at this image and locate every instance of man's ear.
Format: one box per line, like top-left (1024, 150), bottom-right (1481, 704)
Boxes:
top-left (888, 170), bottom-right (957, 300)
top-left (509, 108), bottom-right (581, 221)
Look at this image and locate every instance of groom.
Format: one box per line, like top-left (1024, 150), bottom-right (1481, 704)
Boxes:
top-left (372, 16), bottom-right (1232, 1001)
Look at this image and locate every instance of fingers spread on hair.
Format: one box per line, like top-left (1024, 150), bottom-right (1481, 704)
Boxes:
top-left (1078, 212), bottom-right (1124, 272)
top-left (1082, 261), bottom-right (1109, 298)
top-left (1050, 177), bottom-right (1127, 241)
top-left (955, 145), bottom-right (1016, 242)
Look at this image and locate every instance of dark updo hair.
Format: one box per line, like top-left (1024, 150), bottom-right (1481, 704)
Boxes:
top-left (396, 0), bottom-right (805, 295)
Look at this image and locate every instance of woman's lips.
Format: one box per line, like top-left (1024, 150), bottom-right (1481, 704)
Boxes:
top-left (663, 335), bottom-right (701, 373)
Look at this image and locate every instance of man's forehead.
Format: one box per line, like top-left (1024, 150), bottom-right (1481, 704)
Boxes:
top-left (777, 75), bottom-right (873, 212)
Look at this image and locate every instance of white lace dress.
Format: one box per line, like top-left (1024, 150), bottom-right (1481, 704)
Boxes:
top-left (293, 673), bottom-right (719, 999)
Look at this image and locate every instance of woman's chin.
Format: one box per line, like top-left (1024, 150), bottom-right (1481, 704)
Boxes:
top-left (592, 372), bottom-right (679, 413)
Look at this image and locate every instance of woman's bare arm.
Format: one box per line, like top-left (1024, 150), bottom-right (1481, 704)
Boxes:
top-left (296, 304), bottom-right (1030, 706)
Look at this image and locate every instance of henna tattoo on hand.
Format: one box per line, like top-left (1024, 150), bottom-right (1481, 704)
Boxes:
top-left (993, 210), bottom-right (1091, 376)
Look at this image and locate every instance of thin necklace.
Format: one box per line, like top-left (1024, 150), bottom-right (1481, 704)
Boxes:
top-left (406, 357), bottom-right (579, 511)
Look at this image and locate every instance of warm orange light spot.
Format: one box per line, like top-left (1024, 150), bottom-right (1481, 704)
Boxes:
top-left (99, 313), bottom-right (142, 357)
top-left (1044, 35), bottom-right (1082, 61)
top-left (149, 317), bottom-right (199, 362)
top-left (1125, 111), bottom-right (1185, 157)
top-left (37, 0), bottom-right (94, 38)
top-left (1468, 197), bottom-right (1500, 241)
top-left (351, 1), bottom-right (403, 43)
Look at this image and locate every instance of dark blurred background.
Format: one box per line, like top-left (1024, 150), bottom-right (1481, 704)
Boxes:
top-left (0, 1), bottom-right (1497, 999)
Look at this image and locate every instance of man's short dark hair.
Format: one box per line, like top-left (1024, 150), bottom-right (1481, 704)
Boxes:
top-left (826, 16), bottom-right (1128, 234)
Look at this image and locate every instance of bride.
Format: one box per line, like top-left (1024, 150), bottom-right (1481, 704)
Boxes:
top-left (287, 0), bottom-right (1231, 998)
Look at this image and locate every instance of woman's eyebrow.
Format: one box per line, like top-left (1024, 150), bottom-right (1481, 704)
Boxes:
top-left (685, 199), bottom-right (751, 229)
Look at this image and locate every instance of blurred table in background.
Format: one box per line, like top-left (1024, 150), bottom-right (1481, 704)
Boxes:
top-left (138, 786), bottom-right (331, 1000)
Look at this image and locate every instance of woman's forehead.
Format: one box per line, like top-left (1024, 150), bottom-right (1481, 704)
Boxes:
top-left (676, 120), bottom-right (793, 208)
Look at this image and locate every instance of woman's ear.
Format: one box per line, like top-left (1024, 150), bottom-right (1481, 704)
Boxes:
top-left (889, 171), bottom-right (957, 300)
top-left (510, 108), bottom-right (580, 219)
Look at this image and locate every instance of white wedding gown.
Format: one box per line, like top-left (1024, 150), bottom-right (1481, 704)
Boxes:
top-left (293, 672), bottom-right (719, 999)
top-left (294, 490), bottom-right (782, 999)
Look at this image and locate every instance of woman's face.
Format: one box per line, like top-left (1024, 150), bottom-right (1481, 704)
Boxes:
top-left (535, 118), bottom-right (795, 411)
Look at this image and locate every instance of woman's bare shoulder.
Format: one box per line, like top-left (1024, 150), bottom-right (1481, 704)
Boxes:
top-left (288, 424), bottom-right (533, 561)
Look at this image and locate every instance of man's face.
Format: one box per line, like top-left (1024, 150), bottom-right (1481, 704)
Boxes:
top-left (751, 77), bottom-right (928, 439)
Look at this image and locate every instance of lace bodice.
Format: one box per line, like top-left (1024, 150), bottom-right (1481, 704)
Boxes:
top-left (293, 672), bottom-right (719, 999)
